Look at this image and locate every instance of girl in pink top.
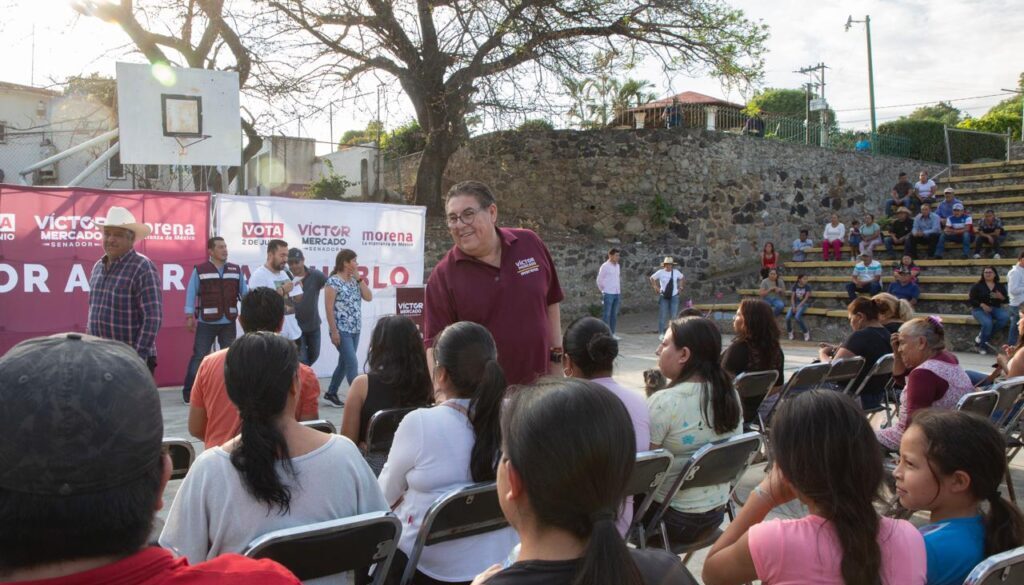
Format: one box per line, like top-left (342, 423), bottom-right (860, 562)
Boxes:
top-left (703, 390), bottom-right (926, 585)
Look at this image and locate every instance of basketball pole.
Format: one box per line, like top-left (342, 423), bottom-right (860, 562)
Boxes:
top-left (18, 129), bottom-right (119, 186)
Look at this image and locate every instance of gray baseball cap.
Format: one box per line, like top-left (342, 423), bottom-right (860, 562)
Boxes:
top-left (0, 333), bottom-right (163, 496)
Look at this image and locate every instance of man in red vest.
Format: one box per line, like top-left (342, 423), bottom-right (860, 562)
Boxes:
top-left (181, 236), bottom-right (248, 403)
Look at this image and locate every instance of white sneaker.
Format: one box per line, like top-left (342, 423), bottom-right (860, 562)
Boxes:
top-left (975, 334), bottom-right (982, 345)
top-left (995, 253), bottom-right (1002, 259)
top-left (804, 332), bottom-right (811, 341)
top-left (977, 345), bottom-right (988, 355)
top-left (973, 253), bottom-right (981, 259)
top-left (613, 334), bottom-right (623, 341)
top-left (788, 331), bottom-right (794, 340)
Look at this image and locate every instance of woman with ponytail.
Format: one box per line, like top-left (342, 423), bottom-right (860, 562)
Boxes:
top-left (703, 390), bottom-right (926, 585)
top-left (562, 316), bottom-right (649, 536)
top-left (641, 316), bottom-right (742, 545)
top-left (472, 378), bottom-right (695, 585)
top-left (818, 296), bottom-right (892, 409)
top-left (161, 332), bottom-right (387, 582)
top-left (380, 321), bottom-right (517, 584)
top-left (895, 409), bottom-right (1024, 585)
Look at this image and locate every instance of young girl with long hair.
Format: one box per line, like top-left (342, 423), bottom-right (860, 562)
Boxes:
top-left (379, 321), bottom-right (516, 584)
top-left (642, 316), bottom-right (742, 545)
top-left (895, 409), bottom-right (1024, 585)
top-left (760, 242), bottom-right (778, 278)
top-left (161, 332), bottom-right (387, 584)
top-left (703, 390), bottom-right (926, 585)
top-left (722, 299), bottom-right (784, 424)
top-left (341, 315), bottom-right (433, 450)
top-left (472, 378), bottom-right (696, 585)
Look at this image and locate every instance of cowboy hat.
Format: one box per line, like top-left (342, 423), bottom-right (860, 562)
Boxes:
top-left (101, 206), bottom-right (151, 240)
top-left (662, 256), bottom-right (675, 265)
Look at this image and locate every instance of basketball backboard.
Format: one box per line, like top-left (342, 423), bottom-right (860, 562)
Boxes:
top-left (116, 62), bottom-right (241, 167)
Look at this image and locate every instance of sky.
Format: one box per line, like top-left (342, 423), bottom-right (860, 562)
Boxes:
top-left (1, 0), bottom-right (1022, 153)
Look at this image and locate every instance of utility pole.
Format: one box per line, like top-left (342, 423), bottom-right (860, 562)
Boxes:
top-left (796, 63), bottom-right (828, 145)
top-left (847, 15), bottom-right (877, 149)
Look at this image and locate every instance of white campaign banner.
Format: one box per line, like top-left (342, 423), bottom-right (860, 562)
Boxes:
top-left (215, 195), bottom-right (427, 379)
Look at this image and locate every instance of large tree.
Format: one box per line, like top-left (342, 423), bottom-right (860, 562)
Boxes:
top-left (905, 101), bottom-right (963, 126)
top-left (263, 0), bottom-right (768, 214)
top-left (747, 87), bottom-right (834, 127)
top-left (73, 0), bottom-right (265, 192)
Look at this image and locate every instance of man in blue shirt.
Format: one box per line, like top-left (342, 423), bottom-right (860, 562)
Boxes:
top-left (181, 236), bottom-right (248, 403)
top-left (939, 203), bottom-right (973, 259)
top-left (910, 203), bottom-right (943, 259)
top-left (887, 268), bottom-right (920, 307)
top-left (935, 187), bottom-right (963, 227)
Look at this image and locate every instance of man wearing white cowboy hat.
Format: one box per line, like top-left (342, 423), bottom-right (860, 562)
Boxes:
top-left (650, 257), bottom-right (685, 335)
top-left (86, 206), bottom-right (163, 373)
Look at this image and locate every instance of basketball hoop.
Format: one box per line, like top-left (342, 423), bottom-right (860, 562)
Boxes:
top-left (174, 135), bottom-right (212, 156)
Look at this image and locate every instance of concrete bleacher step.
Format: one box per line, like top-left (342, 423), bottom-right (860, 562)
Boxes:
top-left (955, 195), bottom-right (1024, 207)
top-left (802, 238), bottom-right (1024, 254)
top-left (940, 170), bottom-right (1024, 184)
top-left (789, 257), bottom-right (1017, 269)
top-left (692, 302), bottom-right (975, 325)
top-left (951, 184), bottom-right (1024, 197)
top-left (956, 160), bottom-right (1024, 172)
top-left (782, 274), bottom-right (978, 284)
top-left (737, 289), bottom-right (967, 302)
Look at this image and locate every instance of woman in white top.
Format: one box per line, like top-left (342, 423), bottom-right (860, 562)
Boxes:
top-left (822, 213), bottom-right (847, 262)
top-left (562, 316), bottom-right (650, 537)
top-left (160, 331), bottom-right (387, 585)
top-left (641, 316), bottom-right (743, 546)
top-left (379, 321), bottom-right (516, 584)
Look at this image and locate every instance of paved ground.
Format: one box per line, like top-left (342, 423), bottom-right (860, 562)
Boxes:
top-left (155, 310), bottom-right (1022, 581)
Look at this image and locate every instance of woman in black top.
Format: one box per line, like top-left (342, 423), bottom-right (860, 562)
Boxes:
top-left (340, 315), bottom-right (432, 448)
top-left (475, 378), bottom-right (695, 585)
top-left (721, 299), bottom-right (784, 424)
top-left (969, 266), bottom-right (1010, 354)
top-left (873, 292), bottom-right (915, 335)
top-left (818, 297), bottom-right (892, 409)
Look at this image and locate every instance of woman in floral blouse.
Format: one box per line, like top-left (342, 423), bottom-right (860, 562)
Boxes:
top-left (323, 249), bottom-right (372, 406)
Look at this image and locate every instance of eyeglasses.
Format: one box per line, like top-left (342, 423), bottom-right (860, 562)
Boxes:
top-left (446, 207), bottom-right (483, 227)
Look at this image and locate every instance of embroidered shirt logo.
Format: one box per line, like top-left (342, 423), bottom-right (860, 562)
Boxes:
top-left (515, 257), bottom-right (540, 276)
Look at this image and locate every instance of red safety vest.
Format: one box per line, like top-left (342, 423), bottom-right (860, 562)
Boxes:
top-left (195, 261), bottom-right (242, 322)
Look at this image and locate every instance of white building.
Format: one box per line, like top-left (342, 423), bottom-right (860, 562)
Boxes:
top-left (243, 135), bottom-right (381, 198)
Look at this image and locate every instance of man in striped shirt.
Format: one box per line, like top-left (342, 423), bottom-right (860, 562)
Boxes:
top-left (87, 206), bottom-right (163, 374)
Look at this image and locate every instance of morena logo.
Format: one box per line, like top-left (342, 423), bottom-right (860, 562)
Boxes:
top-left (362, 230), bottom-right (415, 247)
top-left (242, 222), bottom-right (285, 238)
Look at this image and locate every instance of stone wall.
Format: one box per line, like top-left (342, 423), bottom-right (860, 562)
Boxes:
top-left (421, 128), bottom-right (943, 324)
top-left (1011, 141), bottom-right (1024, 161)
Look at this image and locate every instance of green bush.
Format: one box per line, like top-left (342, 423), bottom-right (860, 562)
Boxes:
top-left (302, 160), bottom-right (356, 201)
top-left (877, 119), bottom-right (947, 163)
top-left (517, 119), bottom-right (554, 132)
top-left (381, 120), bottom-right (426, 158)
top-left (958, 112), bottom-right (1022, 141)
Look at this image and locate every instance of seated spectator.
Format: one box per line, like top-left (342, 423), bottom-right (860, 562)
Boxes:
top-left (855, 134), bottom-right (871, 152)
top-left (340, 315), bottom-right (433, 450)
top-left (895, 410), bottom-right (1024, 585)
top-left (785, 274), bottom-right (813, 341)
top-left (910, 204), bottom-right (942, 259)
top-left (702, 390), bottom-right (926, 585)
top-left (877, 317), bottom-right (973, 452)
top-left (969, 266), bottom-right (1009, 355)
top-left (888, 268), bottom-right (921, 307)
top-left (886, 171), bottom-right (914, 216)
top-left (722, 299), bottom-right (785, 425)
top-left (859, 213), bottom-right (882, 258)
top-left (896, 253), bottom-right (922, 282)
top-left (188, 288), bottom-right (319, 449)
top-left (884, 207), bottom-right (915, 259)
top-left (760, 242), bottom-right (779, 279)
top-left (562, 316), bottom-right (650, 536)
top-left (848, 219), bottom-right (863, 251)
top-left (758, 268), bottom-right (786, 315)
top-left (642, 317), bottom-right (742, 546)
top-left (818, 297), bottom-right (892, 409)
top-left (478, 378), bottom-right (696, 585)
top-left (914, 170), bottom-right (938, 207)
top-left (936, 187), bottom-right (963, 227)
top-left (938, 203), bottom-right (972, 259)
top-left (0, 334), bottom-right (300, 585)
top-left (822, 214), bottom-right (846, 261)
top-left (161, 332), bottom-right (387, 580)
top-left (379, 322), bottom-right (517, 583)
top-left (873, 292), bottom-right (915, 334)
top-left (974, 209), bottom-right (1006, 259)
top-left (791, 229), bottom-right (814, 262)
top-left (846, 252), bottom-right (883, 301)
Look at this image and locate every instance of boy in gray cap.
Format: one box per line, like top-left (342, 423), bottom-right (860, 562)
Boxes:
top-left (0, 333), bottom-right (299, 584)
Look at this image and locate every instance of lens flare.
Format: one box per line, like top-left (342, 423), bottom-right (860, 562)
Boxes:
top-left (150, 63), bottom-right (177, 87)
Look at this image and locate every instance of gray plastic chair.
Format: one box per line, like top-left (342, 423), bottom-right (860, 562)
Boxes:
top-left (626, 449), bottom-right (674, 548)
top-left (365, 407), bottom-right (418, 476)
top-left (163, 438), bottom-right (195, 481)
top-left (300, 419), bottom-right (337, 434)
top-left (733, 370), bottom-right (779, 428)
top-left (821, 355), bottom-right (866, 394)
top-left (957, 390), bottom-right (1000, 419)
top-left (244, 511), bottom-right (401, 585)
top-left (849, 353), bottom-right (895, 423)
top-left (964, 545), bottom-right (1024, 585)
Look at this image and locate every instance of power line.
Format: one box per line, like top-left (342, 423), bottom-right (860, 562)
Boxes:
top-left (833, 92), bottom-right (1016, 113)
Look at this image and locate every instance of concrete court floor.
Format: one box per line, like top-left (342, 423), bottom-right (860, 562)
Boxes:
top-left (155, 309), bottom-right (1022, 582)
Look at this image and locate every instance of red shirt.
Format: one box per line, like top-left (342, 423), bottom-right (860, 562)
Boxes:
top-left (762, 251), bottom-right (778, 269)
top-left (192, 349), bottom-right (321, 449)
top-left (11, 546), bottom-right (300, 585)
top-left (424, 227), bottom-right (564, 385)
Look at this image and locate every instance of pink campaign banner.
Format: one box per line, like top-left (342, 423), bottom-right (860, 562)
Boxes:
top-left (0, 184), bottom-right (210, 386)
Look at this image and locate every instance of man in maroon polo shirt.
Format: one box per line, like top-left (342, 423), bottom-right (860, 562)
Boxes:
top-left (424, 180), bottom-right (564, 385)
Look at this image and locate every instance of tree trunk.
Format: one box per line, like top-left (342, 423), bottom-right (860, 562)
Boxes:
top-left (413, 134), bottom-right (456, 216)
